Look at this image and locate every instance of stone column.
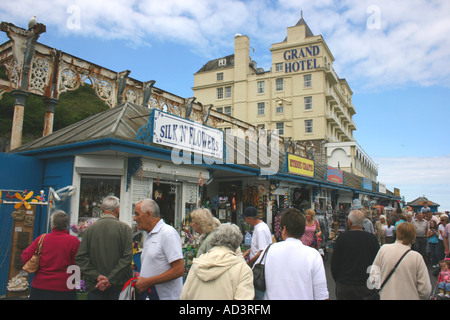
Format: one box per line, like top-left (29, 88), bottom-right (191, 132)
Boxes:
top-left (42, 97), bottom-right (58, 136)
top-left (10, 89), bottom-right (29, 150)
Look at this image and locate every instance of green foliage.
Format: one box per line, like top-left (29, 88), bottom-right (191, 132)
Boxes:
top-left (0, 84), bottom-right (109, 143)
top-left (53, 84), bottom-right (109, 131)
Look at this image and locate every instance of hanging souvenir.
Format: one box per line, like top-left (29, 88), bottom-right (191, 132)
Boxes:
top-left (11, 210), bottom-right (25, 221)
top-left (15, 191), bottom-right (34, 209)
top-left (24, 215), bottom-right (34, 227)
top-left (154, 189), bottom-right (163, 200)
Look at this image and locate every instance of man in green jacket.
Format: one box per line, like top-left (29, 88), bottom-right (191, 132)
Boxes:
top-left (75, 196), bottom-right (133, 300)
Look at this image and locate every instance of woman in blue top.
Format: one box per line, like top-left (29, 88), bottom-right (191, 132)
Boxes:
top-left (428, 219), bottom-right (440, 268)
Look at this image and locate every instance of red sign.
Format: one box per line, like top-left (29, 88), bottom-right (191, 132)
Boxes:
top-left (326, 166), bottom-right (343, 184)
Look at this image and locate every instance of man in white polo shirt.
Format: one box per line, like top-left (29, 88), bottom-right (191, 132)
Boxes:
top-left (261, 208), bottom-right (329, 300)
top-left (134, 198), bottom-right (184, 300)
top-left (243, 206), bottom-right (272, 300)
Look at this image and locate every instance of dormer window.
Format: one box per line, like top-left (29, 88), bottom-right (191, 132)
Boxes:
top-left (218, 58), bottom-right (226, 66)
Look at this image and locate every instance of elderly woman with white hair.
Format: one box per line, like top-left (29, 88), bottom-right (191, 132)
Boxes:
top-left (190, 208), bottom-right (221, 257)
top-left (180, 223), bottom-right (254, 300)
top-left (375, 215), bottom-right (387, 245)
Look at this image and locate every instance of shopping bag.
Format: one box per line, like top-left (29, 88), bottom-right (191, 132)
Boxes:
top-left (119, 277), bottom-right (138, 300)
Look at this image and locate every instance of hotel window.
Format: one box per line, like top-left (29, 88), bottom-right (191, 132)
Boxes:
top-left (276, 104), bottom-right (283, 114)
top-left (275, 63), bottom-right (283, 72)
top-left (304, 74), bottom-right (312, 88)
top-left (217, 88), bottom-right (223, 99)
top-left (257, 81), bottom-right (265, 94)
top-left (276, 122), bottom-right (284, 135)
top-left (217, 72), bottom-right (223, 81)
top-left (225, 86), bottom-right (232, 98)
top-left (304, 96), bottom-right (312, 110)
top-left (224, 106), bottom-right (231, 116)
top-left (257, 102), bottom-right (265, 115)
top-left (305, 119), bottom-right (313, 133)
top-left (276, 78), bottom-right (283, 91)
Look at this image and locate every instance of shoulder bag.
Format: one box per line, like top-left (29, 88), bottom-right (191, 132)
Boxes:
top-left (22, 234), bottom-right (46, 274)
top-left (364, 249), bottom-right (411, 300)
top-left (252, 243), bottom-right (272, 292)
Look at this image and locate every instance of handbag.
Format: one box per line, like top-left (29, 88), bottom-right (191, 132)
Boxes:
top-left (252, 244), bottom-right (272, 292)
top-left (364, 249), bottom-right (411, 300)
top-left (22, 234), bottom-right (46, 274)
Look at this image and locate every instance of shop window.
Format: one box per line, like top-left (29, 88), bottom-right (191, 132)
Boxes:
top-left (152, 182), bottom-right (177, 227)
top-left (79, 175), bottom-right (121, 219)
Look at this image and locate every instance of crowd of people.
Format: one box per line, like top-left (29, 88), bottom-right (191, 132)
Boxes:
top-left (20, 195), bottom-right (450, 300)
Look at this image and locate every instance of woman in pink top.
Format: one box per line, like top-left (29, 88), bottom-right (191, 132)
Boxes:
top-left (300, 209), bottom-right (322, 247)
top-left (22, 210), bottom-right (80, 300)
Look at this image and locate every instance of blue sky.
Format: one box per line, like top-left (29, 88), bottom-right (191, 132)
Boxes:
top-left (1, 0), bottom-right (449, 211)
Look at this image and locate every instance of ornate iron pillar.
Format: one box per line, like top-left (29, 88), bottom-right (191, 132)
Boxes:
top-left (1, 21), bottom-right (46, 149)
top-left (10, 89), bottom-right (29, 149)
top-left (42, 97), bottom-right (58, 136)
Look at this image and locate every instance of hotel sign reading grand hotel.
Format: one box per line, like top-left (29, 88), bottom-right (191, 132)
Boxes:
top-left (283, 45), bottom-right (320, 73)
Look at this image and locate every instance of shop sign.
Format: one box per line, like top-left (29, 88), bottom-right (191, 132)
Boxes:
top-left (287, 154), bottom-right (315, 178)
top-left (283, 45), bottom-right (320, 73)
top-left (151, 109), bottom-right (223, 159)
top-left (394, 188), bottom-right (400, 197)
top-left (325, 166), bottom-right (343, 184)
top-left (362, 178), bottom-right (373, 190)
top-left (378, 182), bottom-right (386, 194)
top-left (352, 198), bottom-right (362, 209)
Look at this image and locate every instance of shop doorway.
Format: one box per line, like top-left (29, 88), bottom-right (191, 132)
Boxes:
top-left (152, 182), bottom-right (178, 226)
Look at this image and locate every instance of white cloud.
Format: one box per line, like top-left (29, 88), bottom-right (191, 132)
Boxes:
top-left (374, 155), bottom-right (450, 211)
top-left (1, 0), bottom-right (449, 88)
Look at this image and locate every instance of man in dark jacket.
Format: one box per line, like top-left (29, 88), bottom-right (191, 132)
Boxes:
top-left (331, 209), bottom-right (380, 300)
top-left (76, 196), bottom-right (133, 300)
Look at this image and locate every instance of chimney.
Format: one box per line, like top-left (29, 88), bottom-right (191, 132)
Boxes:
top-left (234, 34), bottom-right (250, 81)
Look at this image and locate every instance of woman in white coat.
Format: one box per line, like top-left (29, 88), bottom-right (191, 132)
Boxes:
top-left (180, 223), bottom-right (254, 300)
top-left (370, 222), bottom-right (432, 300)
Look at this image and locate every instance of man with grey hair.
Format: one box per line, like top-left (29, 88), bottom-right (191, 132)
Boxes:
top-left (180, 223), bottom-right (254, 300)
top-left (134, 198), bottom-right (184, 300)
top-left (331, 210), bottom-right (380, 300)
top-left (76, 196), bottom-right (133, 300)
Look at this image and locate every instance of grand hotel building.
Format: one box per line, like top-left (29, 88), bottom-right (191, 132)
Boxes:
top-left (193, 16), bottom-right (378, 181)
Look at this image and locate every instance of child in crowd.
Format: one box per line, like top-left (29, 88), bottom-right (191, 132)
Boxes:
top-left (437, 259), bottom-right (450, 299)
